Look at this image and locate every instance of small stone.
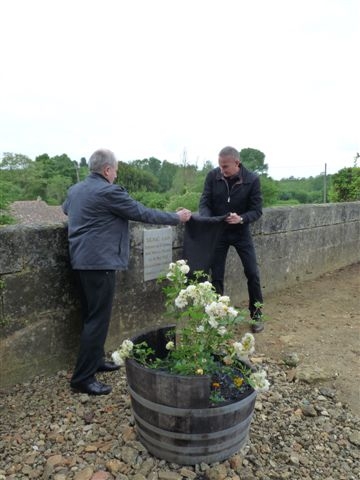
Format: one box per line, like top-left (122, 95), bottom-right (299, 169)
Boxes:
top-left (46, 455), bottom-right (64, 467)
top-left (269, 392), bottom-right (282, 402)
top-left (121, 446), bottom-right (138, 465)
top-left (139, 458), bottom-right (155, 477)
top-left (179, 467), bottom-right (196, 479)
top-left (301, 404), bottom-right (317, 417)
top-left (206, 464), bottom-right (227, 480)
top-left (147, 473), bottom-right (158, 480)
top-left (319, 387), bottom-right (336, 398)
top-left (296, 365), bottom-right (333, 383)
top-left (349, 431), bottom-right (360, 446)
top-left (91, 472), bottom-right (113, 480)
top-left (54, 475), bottom-right (67, 480)
top-left (85, 445), bottom-right (98, 452)
top-left (21, 465), bottom-right (33, 475)
top-left (74, 468), bottom-right (94, 480)
top-left (229, 454), bottom-right (242, 471)
top-left (283, 352), bottom-right (300, 367)
top-left (106, 460), bottom-right (123, 474)
top-left (122, 426), bottom-right (137, 442)
top-left (158, 472), bottom-right (182, 480)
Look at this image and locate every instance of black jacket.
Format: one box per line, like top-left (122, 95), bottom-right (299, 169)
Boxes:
top-left (62, 173), bottom-right (179, 270)
top-left (198, 165), bottom-right (262, 227)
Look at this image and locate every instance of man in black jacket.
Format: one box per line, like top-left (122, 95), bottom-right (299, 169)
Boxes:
top-left (63, 148), bottom-right (191, 395)
top-left (199, 146), bottom-right (264, 333)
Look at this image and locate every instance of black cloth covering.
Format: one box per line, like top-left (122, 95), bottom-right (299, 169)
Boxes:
top-left (182, 213), bottom-right (229, 275)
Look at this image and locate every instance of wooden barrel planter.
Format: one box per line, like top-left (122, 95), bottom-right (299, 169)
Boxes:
top-left (125, 325), bottom-right (257, 465)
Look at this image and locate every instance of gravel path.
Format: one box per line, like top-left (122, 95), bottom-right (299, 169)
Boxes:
top-left (1, 356), bottom-right (359, 480)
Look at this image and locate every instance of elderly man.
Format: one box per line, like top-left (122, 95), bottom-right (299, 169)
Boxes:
top-left (199, 146), bottom-right (264, 333)
top-left (63, 148), bottom-right (191, 395)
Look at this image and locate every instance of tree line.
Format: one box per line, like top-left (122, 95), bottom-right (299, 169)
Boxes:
top-left (1, 149), bottom-right (359, 225)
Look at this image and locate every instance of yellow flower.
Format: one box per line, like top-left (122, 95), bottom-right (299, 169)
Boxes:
top-left (196, 368), bottom-right (204, 375)
top-left (233, 376), bottom-right (243, 388)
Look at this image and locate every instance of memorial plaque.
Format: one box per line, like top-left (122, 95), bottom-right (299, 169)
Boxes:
top-left (143, 227), bottom-right (173, 281)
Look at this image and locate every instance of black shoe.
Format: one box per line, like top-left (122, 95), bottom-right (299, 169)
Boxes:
top-left (71, 379), bottom-right (112, 395)
top-left (97, 361), bottom-right (120, 373)
top-left (251, 321), bottom-right (264, 333)
top-left (250, 311), bottom-right (264, 333)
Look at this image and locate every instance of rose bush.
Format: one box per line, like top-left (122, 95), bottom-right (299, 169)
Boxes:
top-left (113, 259), bottom-right (269, 404)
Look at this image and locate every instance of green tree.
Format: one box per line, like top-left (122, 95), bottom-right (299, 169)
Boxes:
top-left (0, 153), bottom-right (33, 202)
top-left (34, 153), bottom-right (78, 182)
top-left (240, 148), bottom-right (268, 175)
top-left (130, 157), bottom-right (162, 178)
top-left (165, 191), bottom-right (201, 212)
top-left (131, 191), bottom-right (170, 209)
top-left (46, 175), bottom-right (73, 205)
top-left (0, 179), bottom-right (21, 224)
top-left (158, 160), bottom-right (179, 192)
top-left (0, 152), bottom-right (32, 170)
top-left (276, 174), bottom-right (329, 205)
top-left (329, 167), bottom-right (360, 202)
top-left (117, 161), bottom-right (158, 192)
top-left (171, 164), bottom-right (199, 195)
top-left (259, 176), bottom-right (279, 207)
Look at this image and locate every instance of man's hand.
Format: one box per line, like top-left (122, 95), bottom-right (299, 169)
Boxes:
top-left (176, 208), bottom-right (192, 223)
top-left (225, 212), bottom-right (243, 224)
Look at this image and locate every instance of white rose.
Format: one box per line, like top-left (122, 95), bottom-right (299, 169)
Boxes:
top-left (175, 294), bottom-right (188, 308)
top-left (218, 326), bottom-right (227, 336)
top-left (219, 295), bottom-right (230, 304)
top-left (240, 333), bottom-right (255, 354)
top-left (249, 370), bottom-right (270, 392)
top-left (227, 307), bottom-right (238, 318)
top-left (180, 264), bottom-right (190, 274)
top-left (208, 318), bottom-right (218, 328)
top-left (165, 341), bottom-right (175, 350)
top-left (111, 350), bottom-right (125, 366)
top-left (233, 341), bottom-right (246, 357)
top-left (121, 339), bottom-right (134, 353)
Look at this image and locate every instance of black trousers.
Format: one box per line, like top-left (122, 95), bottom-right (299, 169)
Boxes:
top-left (71, 270), bottom-right (116, 384)
top-left (210, 229), bottom-right (263, 316)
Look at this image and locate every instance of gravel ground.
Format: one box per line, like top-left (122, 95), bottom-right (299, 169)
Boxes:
top-left (1, 357), bottom-right (359, 480)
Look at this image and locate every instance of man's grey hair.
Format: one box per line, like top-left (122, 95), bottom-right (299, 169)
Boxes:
top-left (218, 146), bottom-right (240, 160)
top-left (89, 149), bottom-right (117, 173)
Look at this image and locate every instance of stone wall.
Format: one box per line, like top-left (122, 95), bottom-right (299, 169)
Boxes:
top-left (0, 202), bottom-right (359, 387)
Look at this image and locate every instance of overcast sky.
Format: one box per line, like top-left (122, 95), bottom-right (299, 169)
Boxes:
top-left (1, 0), bottom-right (359, 179)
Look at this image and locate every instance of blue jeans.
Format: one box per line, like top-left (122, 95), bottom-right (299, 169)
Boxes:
top-left (210, 228), bottom-right (263, 316)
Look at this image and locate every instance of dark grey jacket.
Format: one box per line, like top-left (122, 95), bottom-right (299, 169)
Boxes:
top-left (199, 165), bottom-right (262, 230)
top-left (62, 173), bottom-right (179, 270)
